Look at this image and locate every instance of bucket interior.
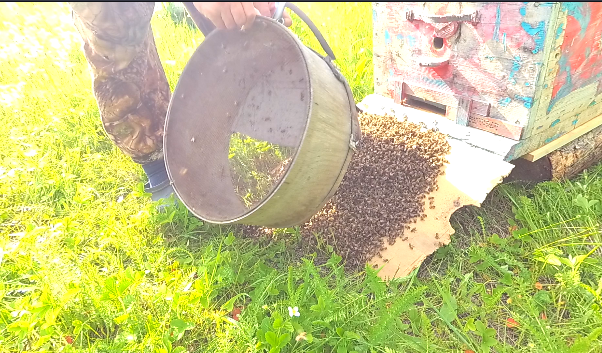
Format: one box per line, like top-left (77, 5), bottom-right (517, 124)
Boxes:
top-left (164, 18), bottom-right (311, 223)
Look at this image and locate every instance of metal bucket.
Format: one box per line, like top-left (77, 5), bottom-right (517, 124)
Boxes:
top-left (163, 4), bottom-right (361, 228)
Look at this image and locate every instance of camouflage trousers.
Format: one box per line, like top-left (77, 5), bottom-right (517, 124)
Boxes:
top-left (69, 2), bottom-right (212, 165)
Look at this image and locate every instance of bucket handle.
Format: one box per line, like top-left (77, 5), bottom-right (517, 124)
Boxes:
top-left (273, 2), bottom-right (337, 62)
top-left (181, 2), bottom-right (216, 37)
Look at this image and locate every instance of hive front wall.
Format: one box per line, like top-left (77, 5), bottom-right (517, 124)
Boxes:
top-left (373, 2), bottom-right (602, 161)
top-left (514, 2), bottom-right (602, 159)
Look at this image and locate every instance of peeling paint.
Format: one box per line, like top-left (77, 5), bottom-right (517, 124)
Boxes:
top-left (521, 21), bottom-right (546, 54)
top-left (572, 118), bottom-right (579, 125)
top-left (499, 97), bottom-right (512, 107)
top-left (421, 76), bottom-right (447, 88)
top-left (545, 132), bottom-right (566, 144)
top-left (374, 2), bottom-right (588, 145)
top-left (494, 4), bottom-right (501, 42)
top-left (548, 62), bottom-right (572, 113)
top-left (550, 118), bottom-right (561, 127)
top-left (515, 95), bottom-right (534, 108)
top-left (549, 3), bottom-right (602, 113)
top-left (373, 9), bottom-right (377, 23)
top-left (555, 23), bottom-right (564, 39)
top-left (562, 2), bottom-right (591, 38)
top-left (509, 56), bottom-right (522, 84)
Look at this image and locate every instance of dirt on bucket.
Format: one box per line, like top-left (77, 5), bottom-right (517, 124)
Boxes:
top-left (241, 111), bottom-right (451, 269)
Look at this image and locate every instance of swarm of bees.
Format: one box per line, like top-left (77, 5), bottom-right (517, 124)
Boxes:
top-left (243, 112), bottom-right (451, 270)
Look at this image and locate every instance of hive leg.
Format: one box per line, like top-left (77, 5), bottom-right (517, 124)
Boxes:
top-left (506, 124), bottom-right (602, 183)
top-left (548, 125), bottom-right (602, 180)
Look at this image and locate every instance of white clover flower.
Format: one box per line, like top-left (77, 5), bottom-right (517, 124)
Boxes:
top-left (288, 306), bottom-right (300, 317)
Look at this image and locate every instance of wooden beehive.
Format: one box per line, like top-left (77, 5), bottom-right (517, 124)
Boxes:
top-left (373, 2), bottom-right (602, 162)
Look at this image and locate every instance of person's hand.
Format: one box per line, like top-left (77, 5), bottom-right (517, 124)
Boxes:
top-left (193, 2), bottom-right (292, 30)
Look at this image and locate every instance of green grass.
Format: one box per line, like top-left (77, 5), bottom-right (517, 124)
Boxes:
top-left (228, 133), bottom-right (293, 209)
top-left (1, 2), bottom-right (602, 353)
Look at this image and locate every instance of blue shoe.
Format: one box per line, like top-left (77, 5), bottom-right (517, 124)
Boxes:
top-left (144, 178), bottom-right (179, 210)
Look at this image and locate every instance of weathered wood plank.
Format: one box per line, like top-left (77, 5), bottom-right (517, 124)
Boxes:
top-left (524, 113), bottom-right (602, 162)
top-left (510, 90), bottom-right (602, 159)
top-left (396, 82), bottom-right (491, 117)
top-left (456, 97), bottom-right (471, 126)
top-left (468, 114), bottom-right (523, 140)
top-left (392, 69), bottom-right (533, 126)
top-left (386, 56), bottom-right (541, 96)
top-left (524, 3), bottom-right (602, 145)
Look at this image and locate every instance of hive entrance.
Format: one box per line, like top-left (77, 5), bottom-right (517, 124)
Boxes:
top-left (404, 94), bottom-right (447, 116)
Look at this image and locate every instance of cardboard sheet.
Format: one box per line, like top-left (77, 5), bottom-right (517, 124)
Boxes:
top-left (357, 94), bottom-right (515, 279)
